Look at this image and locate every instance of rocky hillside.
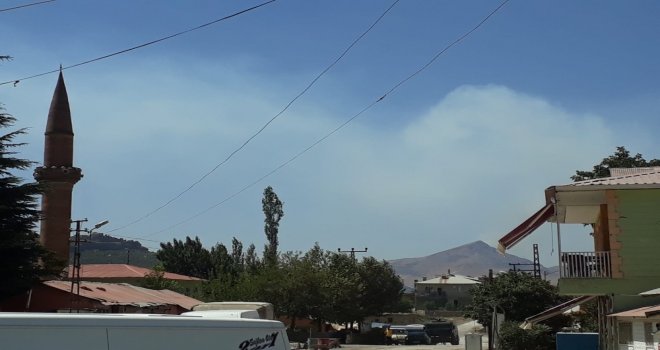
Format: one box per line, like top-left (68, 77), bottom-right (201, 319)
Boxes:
top-left (389, 240), bottom-right (558, 286)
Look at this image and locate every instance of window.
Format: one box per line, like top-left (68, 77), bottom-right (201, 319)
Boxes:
top-left (618, 322), bottom-right (632, 345)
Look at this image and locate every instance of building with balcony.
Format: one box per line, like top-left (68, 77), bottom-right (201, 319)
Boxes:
top-left (497, 167), bottom-right (660, 350)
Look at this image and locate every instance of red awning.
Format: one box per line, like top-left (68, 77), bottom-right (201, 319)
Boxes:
top-left (498, 204), bottom-right (555, 253)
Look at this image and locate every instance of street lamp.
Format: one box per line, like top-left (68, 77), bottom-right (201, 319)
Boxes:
top-left (92, 220), bottom-right (109, 230)
top-left (70, 218), bottom-right (109, 312)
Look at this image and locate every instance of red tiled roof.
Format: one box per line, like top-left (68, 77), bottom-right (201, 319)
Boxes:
top-left (608, 304), bottom-right (660, 318)
top-left (44, 281), bottom-right (201, 310)
top-left (67, 264), bottom-right (204, 281)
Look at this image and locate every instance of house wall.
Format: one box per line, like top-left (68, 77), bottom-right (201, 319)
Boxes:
top-left (414, 283), bottom-right (477, 309)
top-left (616, 189), bottom-right (660, 278)
top-left (560, 189), bottom-right (660, 299)
top-left (0, 284), bottom-right (109, 312)
top-left (616, 319), bottom-right (658, 350)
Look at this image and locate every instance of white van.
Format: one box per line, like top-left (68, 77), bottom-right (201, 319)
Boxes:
top-left (192, 302), bottom-right (275, 320)
top-left (0, 311), bottom-right (291, 350)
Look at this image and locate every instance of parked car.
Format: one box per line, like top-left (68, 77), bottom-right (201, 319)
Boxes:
top-left (425, 320), bottom-right (459, 345)
top-left (390, 327), bottom-right (408, 345)
top-left (405, 329), bottom-right (432, 345)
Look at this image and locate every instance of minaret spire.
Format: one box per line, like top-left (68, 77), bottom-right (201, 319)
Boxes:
top-left (34, 72), bottom-right (83, 264)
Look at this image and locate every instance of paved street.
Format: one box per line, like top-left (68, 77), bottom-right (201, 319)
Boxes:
top-left (292, 320), bottom-right (489, 350)
top-left (333, 344), bottom-right (484, 350)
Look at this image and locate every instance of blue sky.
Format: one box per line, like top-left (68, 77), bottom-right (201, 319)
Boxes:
top-left (2, 0), bottom-right (659, 267)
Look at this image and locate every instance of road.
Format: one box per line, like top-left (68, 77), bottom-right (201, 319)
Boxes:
top-left (293, 320), bottom-right (489, 350)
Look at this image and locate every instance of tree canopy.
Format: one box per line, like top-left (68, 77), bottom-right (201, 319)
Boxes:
top-left (572, 146), bottom-right (660, 181)
top-left (156, 236), bottom-right (211, 279)
top-left (464, 271), bottom-right (563, 326)
top-left (156, 235), bottom-right (405, 329)
top-left (154, 185), bottom-right (405, 328)
top-left (0, 107), bottom-right (63, 298)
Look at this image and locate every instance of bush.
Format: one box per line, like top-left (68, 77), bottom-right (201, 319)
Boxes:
top-left (497, 321), bottom-right (555, 350)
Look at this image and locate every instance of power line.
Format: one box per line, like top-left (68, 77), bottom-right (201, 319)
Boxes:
top-left (108, 0), bottom-right (401, 233)
top-left (0, 0), bottom-right (55, 13)
top-left (140, 0), bottom-right (511, 238)
top-left (0, 0), bottom-right (275, 86)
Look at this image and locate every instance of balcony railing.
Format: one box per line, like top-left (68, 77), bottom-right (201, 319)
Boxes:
top-left (560, 251), bottom-right (612, 279)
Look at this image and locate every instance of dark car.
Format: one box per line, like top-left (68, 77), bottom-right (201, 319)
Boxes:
top-left (425, 320), bottom-right (459, 345)
top-left (405, 330), bottom-right (432, 345)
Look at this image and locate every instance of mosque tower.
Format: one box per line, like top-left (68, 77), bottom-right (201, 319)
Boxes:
top-left (33, 71), bottom-right (83, 263)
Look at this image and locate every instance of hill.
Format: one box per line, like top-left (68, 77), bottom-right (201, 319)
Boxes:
top-left (389, 240), bottom-right (557, 286)
top-left (69, 233), bottom-right (158, 268)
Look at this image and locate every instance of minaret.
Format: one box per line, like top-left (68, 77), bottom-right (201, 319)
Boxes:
top-left (33, 71), bottom-right (83, 263)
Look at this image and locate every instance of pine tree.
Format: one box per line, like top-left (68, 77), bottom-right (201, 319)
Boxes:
top-left (0, 107), bottom-right (63, 299)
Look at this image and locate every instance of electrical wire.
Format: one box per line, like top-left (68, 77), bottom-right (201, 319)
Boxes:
top-left (0, 0), bottom-right (55, 13)
top-left (107, 0), bottom-right (401, 233)
top-left (0, 0), bottom-right (275, 86)
top-left (138, 0), bottom-right (511, 239)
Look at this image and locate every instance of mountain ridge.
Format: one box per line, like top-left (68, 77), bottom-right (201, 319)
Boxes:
top-left (389, 240), bottom-right (557, 286)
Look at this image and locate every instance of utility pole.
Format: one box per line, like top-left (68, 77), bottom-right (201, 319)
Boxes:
top-left (532, 244), bottom-right (541, 279)
top-left (337, 247), bottom-right (368, 260)
top-left (70, 218), bottom-right (88, 312)
top-left (507, 244), bottom-right (542, 279)
top-left (68, 219), bottom-right (109, 312)
top-left (488, 269), bottom-right (493, 350)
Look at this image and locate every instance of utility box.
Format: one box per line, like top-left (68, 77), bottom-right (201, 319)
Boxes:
top-left (465, 333), bottom-right (483, 350)
top-left (556, 332), bottom-right (598, 350)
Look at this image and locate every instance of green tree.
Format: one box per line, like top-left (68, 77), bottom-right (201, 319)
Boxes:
top-left (230, 237), bottom-right (244, 276)
top-left (572, 146), bottom-right (660, 181)
top-left (278, 244), bottom-right (329, 329)
top-left (0, 108), bottom-right (63, 298)
top-left (262, 186), bottom-right (283, 266)
top-left (141, 264), bottom-right (180, 291)
top-left (498, 321), bottom-right (555, 350)
top-left (324, 253), bottom-right (361, 326)
top-left (245, 243), bottom-right (260, 273)
top-left (465, 272), bottom-right (567, 350)
top-left (209, 242), bottom-right (231, 280)
top-left (465, 271), bottom-right (563, 325)
top-left (356, 257), bottom-right (404, 322)
top-left (156, 236), bottom-right (211, 279)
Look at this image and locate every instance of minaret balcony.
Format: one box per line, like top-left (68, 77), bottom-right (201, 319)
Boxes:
top-left (34, 166), bottom-right (83, 183)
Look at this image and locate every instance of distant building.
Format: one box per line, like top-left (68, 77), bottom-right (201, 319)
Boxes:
top-left (0, 281), bottom-right (201, 314)
top-left (67, 264), bottom-right (205, 296)
top-left (414, 273), bottom-right (480, 310)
